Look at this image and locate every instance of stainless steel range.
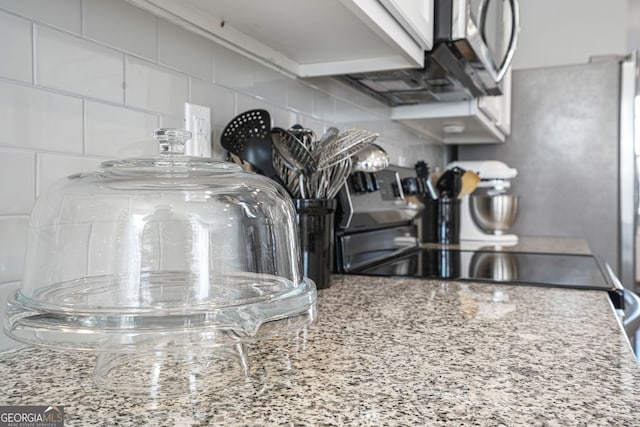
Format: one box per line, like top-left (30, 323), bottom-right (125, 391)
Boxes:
top-left (334, 164), bottom-right (625, 311)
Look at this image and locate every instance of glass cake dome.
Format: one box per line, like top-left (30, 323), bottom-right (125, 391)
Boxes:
top-left (5, 129), bottom-right (317, 355)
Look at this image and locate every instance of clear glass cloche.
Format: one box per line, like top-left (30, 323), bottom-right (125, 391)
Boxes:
top-left (5, 129), bottom-right (317, 353)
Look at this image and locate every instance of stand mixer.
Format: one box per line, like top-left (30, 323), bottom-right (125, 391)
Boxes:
top-left (447, 160), bottom-right (519, 244)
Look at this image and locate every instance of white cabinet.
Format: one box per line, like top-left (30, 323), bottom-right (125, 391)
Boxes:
top-left (126, 0), bottom-right (433, 77)
top-left (391, 67), bottom-right (512, 144)
top-left (379, 0), bottom-right (433, 49)
top-left (478, 66), bottom-right (512, 135)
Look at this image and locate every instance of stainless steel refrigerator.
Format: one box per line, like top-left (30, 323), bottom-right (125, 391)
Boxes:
top-left (459, 53), bottom-right (639, 291)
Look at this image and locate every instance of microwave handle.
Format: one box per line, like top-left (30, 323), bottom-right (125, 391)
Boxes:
top-left (478, 0), bottom-right (520, 82)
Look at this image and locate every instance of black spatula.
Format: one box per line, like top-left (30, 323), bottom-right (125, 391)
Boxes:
top-left (220, 109), bottom-right (293, 196)
top-left (221, 109), bottom-right (280, 180)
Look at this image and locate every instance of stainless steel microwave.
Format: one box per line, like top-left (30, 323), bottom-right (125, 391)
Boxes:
top-left (339, 0), bottom-right (520, 105)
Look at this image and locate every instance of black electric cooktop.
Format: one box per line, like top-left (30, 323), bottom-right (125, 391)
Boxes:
top-left (349, 248), bottom-right (624, 309)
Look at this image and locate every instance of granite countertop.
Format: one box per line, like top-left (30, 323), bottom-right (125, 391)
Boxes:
top-left (2, 274), bottom-right (640, 426)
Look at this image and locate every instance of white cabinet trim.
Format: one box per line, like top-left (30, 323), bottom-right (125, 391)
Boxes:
top-left (126, 0), bottom-right (425, 78)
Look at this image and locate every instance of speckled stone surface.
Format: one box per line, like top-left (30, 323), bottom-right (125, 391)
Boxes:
top-left (2, 275), bottom-right (640, 426)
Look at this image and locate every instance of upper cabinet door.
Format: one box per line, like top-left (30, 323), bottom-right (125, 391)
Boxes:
top-left (378, 0), bottom-right (433, 50)
top-left (126, 0), bottom-right (432, 77)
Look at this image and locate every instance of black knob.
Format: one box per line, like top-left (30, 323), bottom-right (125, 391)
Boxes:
top-left (350, 172), bottom-right (367, 193)
top-left (401, 177), bottom-right (418, 195)
top-left (363, 173), bottom-right (375, 192)
top-left (369, 173), bottom-right (380, 191)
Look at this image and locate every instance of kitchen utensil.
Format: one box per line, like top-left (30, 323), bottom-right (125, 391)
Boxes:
top-left (469, 193), bottom-right (519, 235)
top-left (414, 160), bottom-right (438, 200)
top-left (305, 157), bottom-right (352, 200)
top-left (313, 126), bottom-right (339, 153)
top-left (351, 143), bottom-right (389, 172)
top-left (314, 129), bottom-right (379, 170)
top-left (273, 151), bottom-right (301, 197)
top-left (272, 127), bottom-right (318, 198)
top-left (325, 157), bottom-right (353, 199)
top-left (6, 128), bottom-right (317, 395)
top-left (437, 197), bottom-right (461, 244)
top-left (458, 170), bottom-right (481, 198)
top-left (220, 109), bottom-right (280, 180)
top-left (415, 162), bottom-right (440, 243)
top-left (271, 127), bottom-right (317, 174)
top-left (436, 166), bottom-right (464, 198)
top-left (289, 124), bottom-right (316, 150)
top-left (270, 126), bottom-right (369, 199)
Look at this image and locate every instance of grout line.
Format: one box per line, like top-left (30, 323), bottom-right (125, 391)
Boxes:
top-left (211, 44), bottom-right (216, 84)
top-left (0, 214), bottom-right (30, 220)
top-left (31, 150), bottom-right (37, 203)
top-left (82, 98), bottom-right (87, 155)
top-left (31, 23), bottom-right (36, 86)
top-left (34, 152), bottom-right (40, 199)
top-left (0, 74), bottom-right (166, 118)
top-left (155, 16), bottom-right (159, 65)
top-left (233, 92), bottom-right (238, 115)
top-left (80, 0), bottom-right (85, 37)
top-left (122, 54), bottom-right (127, 106)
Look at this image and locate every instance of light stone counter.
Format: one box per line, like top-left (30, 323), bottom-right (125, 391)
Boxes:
top-left (1, 274), bottom-right (639, 426)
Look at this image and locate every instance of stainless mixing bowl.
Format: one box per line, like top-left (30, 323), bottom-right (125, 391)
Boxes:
top-left (469, 193), bottom-right (519, 235)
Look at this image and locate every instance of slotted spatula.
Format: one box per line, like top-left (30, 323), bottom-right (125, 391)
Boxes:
top-left (220, 109), bottom-right (280, 180)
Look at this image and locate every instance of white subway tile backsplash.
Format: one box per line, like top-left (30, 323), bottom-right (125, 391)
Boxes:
top-left (158, 20), bottom-right (213, 81)
top-left (210, 128), bottom-right (227, 161)
top-left (85, 101), bottom-right (158, 157)
top-left (214, 44), bottom-right (254, 94)
top-left (312, 89), bottom-right (335, 122)
top-left (126, 56), bottom-right (189, 116)
top-left (38, 153), bottom-right (103, 196)
top-left (271, 105), bottom-right (300, 130)
top-left (158, 115), bottom-right (184, 129)
top-left (254, 66), bottom-right (288, 106)
top-left (0, 217), bottom-right (28, 283)
top-left (287, 80), bottom-right (313, 115)
top-left (190, 79), bottom-right (236, 128)
top-left (298, 116), bottom-right (326, 138)
top-left (334, 99), bottom-right (374, 126)
top-left (236, 93), bottom-right (271, 120)
top-left (406, 142), bottom-right (445, 167)
top-left (0, 81), bottom-right (83, 153)
top-left (36, 26), bottom-right (124, 103)
top-left (354, 118), bottom-right (385, 136)
top-left (0, 150), bottom-right (35, 214)
top-left (0, 0), bottom-right (81, 34)
top-left (83, 0), bottom-right (157, 61)
top-left (0, 11), bottom-right (32, 83)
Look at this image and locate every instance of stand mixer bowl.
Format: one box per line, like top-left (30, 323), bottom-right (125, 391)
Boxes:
top-left (469, 193), bottom-right (519, 235)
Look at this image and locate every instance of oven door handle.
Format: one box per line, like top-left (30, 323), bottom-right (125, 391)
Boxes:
top-left (478, 0), bottom-right (520, 82)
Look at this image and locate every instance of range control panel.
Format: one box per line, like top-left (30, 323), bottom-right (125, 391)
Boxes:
top-left (348, 169), bottom-right (406, 201)
top-left (375, 169), bottom-right (403, 201)
top-left (336, 165), bottom-right (422, 231)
